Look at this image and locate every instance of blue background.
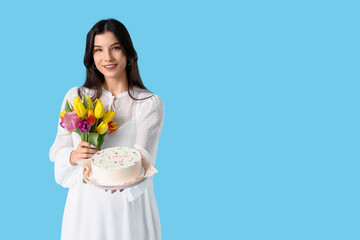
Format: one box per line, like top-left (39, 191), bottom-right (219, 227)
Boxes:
top-left (0, 0), bottom-right (359, 239)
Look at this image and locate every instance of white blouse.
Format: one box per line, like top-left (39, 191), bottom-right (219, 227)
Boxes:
top-left (49, 86), bottom-right (164, 240)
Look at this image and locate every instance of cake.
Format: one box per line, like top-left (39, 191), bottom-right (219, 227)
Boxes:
top-left (90, 147), bottom-right (142, 186)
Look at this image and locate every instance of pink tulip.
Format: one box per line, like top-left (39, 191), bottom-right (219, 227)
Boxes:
top-left (60, 112), bottom-right (81, 131)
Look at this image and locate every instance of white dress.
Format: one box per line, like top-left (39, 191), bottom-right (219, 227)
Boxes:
top-left (49, 86), bottom-right (164, 240)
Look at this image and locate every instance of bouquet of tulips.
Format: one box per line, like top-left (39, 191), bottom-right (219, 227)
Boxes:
top-left (59, 95), bottom-right (118, 149)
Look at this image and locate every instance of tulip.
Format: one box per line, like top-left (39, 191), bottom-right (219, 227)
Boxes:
top-left (107, 121), bottom-right (118, 134)
top-left (96, 121), bottom-right (108, 134)
top-left (60, 112), bottom-right (81, 131)
top-left (79, 119), bottom-right (91, 133)
top-left (59, 110), bottom-right (66, 120)
top-left (86, 109), bottom-right (96, 125)
top-left (102, 109), bottom-right (116, 123)
top-left (73, 96), bottom-right (81, 106)
top-left (74, 102), bottom-right (86, 118)
top-left (94, 99), bottom-right (104, 119)
top-left (87, 96), bottom-right (93, 110)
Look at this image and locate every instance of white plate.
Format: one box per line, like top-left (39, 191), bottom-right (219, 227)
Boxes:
top-left (84, 167), bottom-right (147, 190)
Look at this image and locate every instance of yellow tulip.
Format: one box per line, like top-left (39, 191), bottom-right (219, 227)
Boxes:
top-left (74, 102), bottom-right (86, 118)
top-left (96, 121), bottom-right (108, 134)
top-left (102, 110), bottom-right (116, 123)
top-left (87, 96), bottom-right (93, 110)
top-left (94, 99), bottom-right (104, 119)
top-left (59, 110), bottom-right (66, 119)
top-left (73, 96), bottom-right (81, 106)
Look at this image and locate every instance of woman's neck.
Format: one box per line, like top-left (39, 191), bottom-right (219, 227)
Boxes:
top-left (103, 75), bottom-right (129, 96)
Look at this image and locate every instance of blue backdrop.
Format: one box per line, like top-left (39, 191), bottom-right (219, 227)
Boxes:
top-left (0, 0), bottom-right (359, 239)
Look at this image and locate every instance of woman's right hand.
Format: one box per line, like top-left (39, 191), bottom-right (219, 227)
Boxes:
top-left (70, 141), bottom-right (99, 166)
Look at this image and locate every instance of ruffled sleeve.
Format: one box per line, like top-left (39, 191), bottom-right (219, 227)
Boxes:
top-left (125, 93), bottom-right (165, 202)
top-left (49, 87), bottom-right (83, 188)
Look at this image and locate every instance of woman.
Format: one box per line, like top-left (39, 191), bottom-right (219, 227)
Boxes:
top-left (49, 19), bottom-right (164, 240)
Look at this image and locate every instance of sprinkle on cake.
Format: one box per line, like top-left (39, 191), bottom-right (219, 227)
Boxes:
top-left (92, 147), bottom-right (140, 169)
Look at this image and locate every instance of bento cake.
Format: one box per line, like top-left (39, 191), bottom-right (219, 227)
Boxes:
top-left (91, 147), bottom-right (142, 186)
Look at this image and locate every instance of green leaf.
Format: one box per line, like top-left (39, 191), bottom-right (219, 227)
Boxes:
top-left (83, 178), bottom-right (87, 184)
top-left (65, 100), bottom-right (72, 112)
top-left (91, 124), bottom-right (96, 133)
top-left (96, 134), bottom-right (105, 150)
top-left (89, 132), bottom-right (100, 147)
top-left (74, 129), bottom-right (84, 141)
top-left (83, 95), bottom-right (89, 109)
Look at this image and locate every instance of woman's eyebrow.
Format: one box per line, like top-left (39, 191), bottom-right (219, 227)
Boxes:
top-left (94, 42), bottom-right (120, 48)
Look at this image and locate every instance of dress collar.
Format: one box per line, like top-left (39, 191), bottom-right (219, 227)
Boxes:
top-left (101, 86), bottom-right (129, 98)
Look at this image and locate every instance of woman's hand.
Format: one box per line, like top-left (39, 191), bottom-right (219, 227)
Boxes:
top-left (70, 141), bottom-right (98, 166)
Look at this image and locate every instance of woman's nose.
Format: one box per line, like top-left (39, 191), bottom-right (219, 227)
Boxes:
top-left (104, 50), bottom-right (114, 61)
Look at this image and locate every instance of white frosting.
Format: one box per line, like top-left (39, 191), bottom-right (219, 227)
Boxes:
top-left (91, 147), bottom-right (142, 186)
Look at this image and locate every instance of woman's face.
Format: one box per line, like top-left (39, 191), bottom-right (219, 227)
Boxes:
top-left (93, 31), bottom-right (127, 81)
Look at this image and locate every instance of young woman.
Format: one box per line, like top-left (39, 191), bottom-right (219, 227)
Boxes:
top-left (49, 19), bottom-right (164, 240)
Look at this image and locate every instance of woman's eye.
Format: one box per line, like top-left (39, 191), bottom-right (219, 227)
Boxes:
top-left (113, 46), bottom-right (120, 50)
top-left (94, 49), bottom-right (102, 52)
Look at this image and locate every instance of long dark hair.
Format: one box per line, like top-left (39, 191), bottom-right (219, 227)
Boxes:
top-left (78, 18), bottom-right (152, 100)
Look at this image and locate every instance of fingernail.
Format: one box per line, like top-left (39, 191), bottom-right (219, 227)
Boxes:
top-left (91, 144), bottom-right (95, 148)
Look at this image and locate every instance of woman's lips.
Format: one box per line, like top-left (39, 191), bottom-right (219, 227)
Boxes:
top-left (103, 64), bottom-right (117, 70)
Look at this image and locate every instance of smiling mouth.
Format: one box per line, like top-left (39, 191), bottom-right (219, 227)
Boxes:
top-left (104, 64), bottom-right (117, 70)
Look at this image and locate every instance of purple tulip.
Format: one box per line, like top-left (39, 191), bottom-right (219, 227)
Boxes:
top-left (79, 119), bottom-right (91, 133)
top-left (60, 118), bottom-right (66, 129)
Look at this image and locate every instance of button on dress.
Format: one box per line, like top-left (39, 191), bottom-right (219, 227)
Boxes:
top-left (49, 86), bottom-right (164, 240)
